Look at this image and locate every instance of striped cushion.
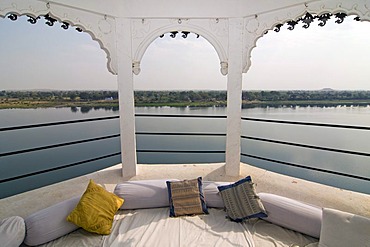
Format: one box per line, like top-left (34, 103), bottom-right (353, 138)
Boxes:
top-left (166, 177), bottom-right (208, 217)
top-left (218, 176), bottom-right (267, 222)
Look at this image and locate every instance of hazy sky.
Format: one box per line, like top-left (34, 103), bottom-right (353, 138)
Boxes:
top-left (0, 15), bottom-right (370, 91)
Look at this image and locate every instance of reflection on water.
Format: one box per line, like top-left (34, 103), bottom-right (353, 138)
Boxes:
top-left (0, 105), bottom-right (369, 198)
top-left (70, 106), bottom-right (78, 113)
top-left (242, 103), bottom-right (370, 109)
top-left (70, 106), bottom-right (120, 114)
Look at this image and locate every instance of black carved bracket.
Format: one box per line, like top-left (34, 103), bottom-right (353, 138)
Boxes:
top-left (7, 13), bottom-right (18, 21)
top-left (159, 31), bottom-right (200, 39)
top-left (44, 14), bottom-right (57, 26)
top-left (301, 12), bottom-right (315, 29)
top-left (27, 16), bottom-right (40, 24)
top-left (274, 24), bottom-right (283, 32)
top-left (6, 13), bottom-right (82, 33)
top-left (317, 13), bottom-right (332, 27)
top-left (272, 12), bottom-right (358, 33)
top-left (334, 13), bottom-right (347, 24)
top-left (286, 20), bottom-right (299, 30)
top-left (61, 22), bottom-right (69, 30)
top-left (181, 31), bottom-right (190, 38)
top-left (169, 31), bottom-right (178, 38)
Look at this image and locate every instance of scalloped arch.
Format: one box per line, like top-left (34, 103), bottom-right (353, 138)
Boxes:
top-left (0, 10), bottom-right (116, 75)
top-left (243, 3), bottom-right (370, 73)
top-left (134, 24), bottom-right (228, 75)
top-left (45, 12), bottom-right (116, 75)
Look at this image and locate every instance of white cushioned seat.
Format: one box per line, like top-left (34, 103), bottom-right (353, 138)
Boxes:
top-left (24, 196), bottom-right (80, 246)
top-left (258, 193), bottom-right (322, 238)
top-left (114, 179), bottom-right (179, 209)
top-left (0, 216), bottom-right (25, 247)
top-left (319, 208), bottom-right (370, 247)
top-left (114, 180), bottom-right (233, 210)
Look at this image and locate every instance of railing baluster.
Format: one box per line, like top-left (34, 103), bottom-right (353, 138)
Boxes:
top-left (241, 135), bottom-right (370, 157)
top-left (241, 117), bottom-right (370, 130)
top-left (241, 153), bottom-right (370, 181)
top-left (1, 114), bottom-right (368, 185)
top-left (0, 134), bottom-right (120, 157)
top-left (0, 152), bottom-right (121, 183)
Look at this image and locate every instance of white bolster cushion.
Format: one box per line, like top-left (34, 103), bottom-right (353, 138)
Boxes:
top-left (258, 193), bottom-right (322, 238)
top-left (202, 181), bottom-right (231, 208)
top-left (319, 208), bottom-right (370, 247)
top-left (0, 216), bottom-right (25, 247)
top-left (23, 196), bottom-right (80, 246)
top-left (114, 179), bottom-right (179, 209)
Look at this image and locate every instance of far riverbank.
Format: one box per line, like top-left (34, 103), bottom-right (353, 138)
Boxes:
top-left (1, 90), bottom-right (370, 109)
top-left (1, 98), bottom-right (370, 109)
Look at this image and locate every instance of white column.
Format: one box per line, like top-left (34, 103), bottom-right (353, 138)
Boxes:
top-left (225, 18), bottom-right (244, 176)
top-left (116, 18), bottom-right (137, 177)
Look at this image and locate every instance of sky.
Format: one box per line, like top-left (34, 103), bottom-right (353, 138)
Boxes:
top-left (0, 15), bottom-right (370, 91)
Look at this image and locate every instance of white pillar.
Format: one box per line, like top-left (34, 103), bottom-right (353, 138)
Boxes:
top-left (116, 18), bottom-right (137, 177)
top-left (225, 18), bottom-right (243, 176)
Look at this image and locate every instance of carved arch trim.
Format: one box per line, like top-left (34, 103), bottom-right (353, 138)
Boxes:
top-left (0, 0), bottom-right (117, 75)
top-left (132, 20), bottom-right (229, 75)
top-left (242, 0), bottom-right (370, 73)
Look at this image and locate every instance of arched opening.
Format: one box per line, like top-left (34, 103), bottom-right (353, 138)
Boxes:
top-left (241, 15), bottom-right (370, 194)
top-left (132, 22), bottom-right (229, 76)
top-left (134, 32), bottom-right (227, 164)
top-left (136, 32), bottom-right (225, 90)
top-left (245, 13), bottom-right (370, 90)
top-left (0, 14), bottom-right (116, 91)
top-left (0, 14), bottom-right (120, 197)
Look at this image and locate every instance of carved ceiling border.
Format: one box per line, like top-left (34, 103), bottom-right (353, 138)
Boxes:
top-left (0, 0), bottom-right (117, 75)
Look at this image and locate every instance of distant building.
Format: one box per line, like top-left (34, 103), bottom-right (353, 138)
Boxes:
top-left (321, 88), bottom-right (335, 91)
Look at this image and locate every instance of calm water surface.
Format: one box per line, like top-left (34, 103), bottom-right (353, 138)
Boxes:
top-left (0, 106), bottom-right (369, 197)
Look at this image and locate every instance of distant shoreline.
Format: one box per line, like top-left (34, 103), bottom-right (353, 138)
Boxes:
top-left (1, 90), bottom-right (370, 109)
top-left (1, 99), bottom-right (370, 109)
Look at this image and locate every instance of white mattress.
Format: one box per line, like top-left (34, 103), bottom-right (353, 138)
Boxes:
top-left (40, 208), bottom-right (318, 247)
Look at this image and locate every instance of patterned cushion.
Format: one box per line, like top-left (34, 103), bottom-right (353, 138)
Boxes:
top-left (217, 176), bottom-right (267, 222)
top-left (166, 177), bottom-right (208, 217)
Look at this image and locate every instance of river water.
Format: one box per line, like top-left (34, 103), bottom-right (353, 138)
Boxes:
top-left (0, 105), bottom-right (369, 198)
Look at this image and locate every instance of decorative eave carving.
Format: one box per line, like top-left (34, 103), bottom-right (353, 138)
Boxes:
top-left (6, 13), bottom-right (84, 32)
top-left (0, 0), bottom-right (117, 75)
top-left (2, 0), bottom-right (369, 78)
top-left (159, 31), bottom-right (200, 39)
top-left (271, 12), bottom-right (362, 33)
top-left (220, 61), bottom-right (228, 76)
top-left (242, 0), bottom-right (370, 73)
top-left (132, 61), bottom-right (141, 75)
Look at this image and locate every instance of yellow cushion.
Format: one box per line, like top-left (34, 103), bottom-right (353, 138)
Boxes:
top-left (67, 179), bottom-right (124, 235)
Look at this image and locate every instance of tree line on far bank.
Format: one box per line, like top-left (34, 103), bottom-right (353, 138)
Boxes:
top-left (2, 90), bottom-right (370, 103)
